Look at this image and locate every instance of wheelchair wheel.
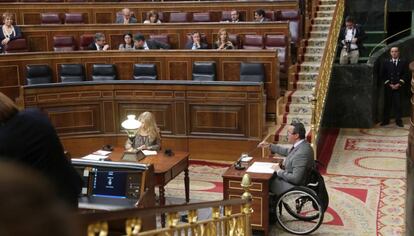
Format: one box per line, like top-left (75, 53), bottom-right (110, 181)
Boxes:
top-left (275, 186), bottom-right (324, 235)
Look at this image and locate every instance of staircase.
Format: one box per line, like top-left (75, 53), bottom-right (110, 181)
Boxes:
top-left (273, 0), bottom-right (337, 145)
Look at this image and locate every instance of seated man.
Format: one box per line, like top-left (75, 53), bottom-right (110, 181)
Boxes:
top-left (221, 10), bottom-right (241, 23)
top-left (254, 9), bottom-right (269, 23)
top-left (133, 33), bottom-right (170, 50)
top-left (258, 122), bottom-right (314, 196)
top-left (185, 32), bottom-right (208, 50)
top-left (87, 33), bottom-right (109, 51)
top-left (116, 8), bottom-right (137, 24)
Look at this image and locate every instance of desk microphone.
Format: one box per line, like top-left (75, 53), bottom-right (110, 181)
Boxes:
top-left (234, 146), bottom-right (259, 170)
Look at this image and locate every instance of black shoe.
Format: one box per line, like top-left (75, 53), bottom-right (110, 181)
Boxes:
top-left (380, 121), bottom-right (389, 126)
top-left (396, 120), bottom-right (403, 127)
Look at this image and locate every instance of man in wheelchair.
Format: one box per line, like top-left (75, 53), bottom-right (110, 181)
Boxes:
top-left (258, 122), bottom-right (314, 196)
top-left (258, 122), bottom-right (328, 235)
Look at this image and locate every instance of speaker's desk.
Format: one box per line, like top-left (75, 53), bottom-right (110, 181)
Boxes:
top-left (108, 148), bottom-right (190, 206)
top-left (222, 158), bottom-right (275, 236)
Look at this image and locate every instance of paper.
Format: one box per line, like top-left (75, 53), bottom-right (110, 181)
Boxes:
top-left (142, 150), bottom-right (157, 156)
top-left (92, 150), bottom-right (111, 156)
top-left (241, 156), bottom-right (253, 162)
top-left (246, 162), bottom-right (276, 174)
top-left (82, 154), bottom-right (108, 161)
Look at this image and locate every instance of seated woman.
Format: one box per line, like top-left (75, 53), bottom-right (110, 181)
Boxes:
top-left (125, 111), bottom-right (161, 151)
top-left (118, 33), bottom-right (134, 51)
top-left (0, 12), bottom-right (22, 51)
top-left (213, 28), bottom-right (234, 50)
top-left (143, 10), bottom-right (162, 24)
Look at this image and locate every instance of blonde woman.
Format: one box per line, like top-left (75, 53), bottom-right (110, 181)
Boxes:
top-left (213, 28), bottom-right (234, 50)
top-left (125, 111), bottom-right (161, 151)
top-left (1, 12), bottom-right (22, 51)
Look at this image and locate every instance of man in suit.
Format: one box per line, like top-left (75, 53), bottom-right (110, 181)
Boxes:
top-left (338, 16), bottom-right (366, 64)
top-left (254, 9), bottom-right (269, 22)
top-left (185, 32), bottom-right (208, 50)
top-left (87, 33), bottom-right (109, 51)
top-left (133, 33), bottom-right (170, 50)
top-left (115, 8), bottom-right (137, 24)
top-left (380, 47), bottom-right (410, 127)
top-left (258, 122), bottom-right (314, 196)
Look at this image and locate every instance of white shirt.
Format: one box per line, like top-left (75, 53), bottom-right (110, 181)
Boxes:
top-left (345, 28), bottom-right (358, 50)
top-left (143, 41), bottom-right (149, 50)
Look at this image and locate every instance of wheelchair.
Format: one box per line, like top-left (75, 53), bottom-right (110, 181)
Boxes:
top-left (270, 169), bottom-right (328, 235)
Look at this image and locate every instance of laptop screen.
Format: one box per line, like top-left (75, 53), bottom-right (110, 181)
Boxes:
top-left (92, 168), bottom-right (128, 199)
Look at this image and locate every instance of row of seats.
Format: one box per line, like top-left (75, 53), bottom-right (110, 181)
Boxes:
top-left (25, 62), bottom-right (265, 84)
top-left (35, 10), bottom-right (299, 25)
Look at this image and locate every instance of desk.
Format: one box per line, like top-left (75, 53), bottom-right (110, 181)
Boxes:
top-left (109, 148), bottom-right (190, 206)
top-left (222, 158), bottom-right (274, 236)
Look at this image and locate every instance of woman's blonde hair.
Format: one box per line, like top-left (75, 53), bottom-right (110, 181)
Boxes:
top-left (216, 28), bottom-right (229, 44)
top-left (0, 92), bottom-right (18, 123)
top-left (2, 12), bottom-right (14, 22)
top-left (137, 111), bottom-right (160, 142)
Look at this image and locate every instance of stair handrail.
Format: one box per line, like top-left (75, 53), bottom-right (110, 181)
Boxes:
top-left (368, 27), bottom-right (412, 57)
top-left (311, 0), bottom-right (345, 159)
top-left (77, 174), bottom-right (253, 236)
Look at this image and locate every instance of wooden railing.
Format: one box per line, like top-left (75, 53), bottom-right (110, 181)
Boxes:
top-left (77, 174), bottom-right (253, 236)
top-left (310, 0), bottom-right (344, 158)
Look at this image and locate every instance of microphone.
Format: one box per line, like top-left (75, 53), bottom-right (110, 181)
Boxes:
top-left (234, 146), bottom-right (259, 170)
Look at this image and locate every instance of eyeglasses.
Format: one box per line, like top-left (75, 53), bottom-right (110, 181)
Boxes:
top-left (287, 131), bottom-right (296, 136)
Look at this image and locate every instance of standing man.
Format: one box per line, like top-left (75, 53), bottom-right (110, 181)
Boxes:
top-left (380, 47), bottom-right (410, 127)
top-left (87, 33), bottom-right (110, 51)
top-left (338, 16), bottom-right (366, 64)
top-left (258, 122), bottom-right (314, 196)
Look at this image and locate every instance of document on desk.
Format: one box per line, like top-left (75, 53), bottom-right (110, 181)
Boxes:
top-left (82, 154), bottom-right (109, 161)
top-left (246, 162), bottom-right (276, 174)
top-left (142, 150), bottom-right (157, 156)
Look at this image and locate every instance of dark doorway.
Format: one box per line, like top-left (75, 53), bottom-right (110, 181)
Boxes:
top-left (387, 11), bottom-right (412, 43)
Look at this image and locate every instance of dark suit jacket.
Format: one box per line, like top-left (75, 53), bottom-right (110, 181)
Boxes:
top-left (0, 25), bottom-right (22, 41)
top-left (270, 140), bottom-right (314, 195)
top-left (381, 58), bottom-right (410, 86)
top-left (0, 109), bottom-right (82, 208)
top-left (87, 42), bottom-right (99, 50)
top-left (185, 41), bottom-right (208, 49)
top-left (139, 39), bottom-right (170, 50)
top-left (339, 24), bottom-right (366, 52)
top-left (115, 16), bottom-right (137, 24)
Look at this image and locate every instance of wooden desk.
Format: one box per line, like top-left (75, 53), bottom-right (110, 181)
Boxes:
top-left (109, 149), bottom-right (190, 207)
top-left (222, 158), bottom-right (274, 236)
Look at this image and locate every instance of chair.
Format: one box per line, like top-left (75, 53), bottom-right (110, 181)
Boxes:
top-left (242, 35), bottom-right (264, 50)
top-left (265, 10), bottom-right (275, 21)
top-left (265, 35), bottom-right (288, 72)
top-left (91, 64), bottom-right (117, 81)
top-left (64, 13), bottom-right (84, 24)
top-left (40, 13), bottom-right (61, 24)
top-left (228, 34), bottom-right (241, 49)
top-left (239, 62), bottom-right (265, 82)
top-left (79, 34), bottom-right (94, 50)
top-left (59, 64), bottom-right (85, 82)
top-left (53, 36), bottom-right (76, 51)
top-left (149, 35), bottom-right (170, 47)
top-left (276, 10), bottom-right (300, 44)
top-left (192, 12), bottom-right (211, 22)
top-left (132, 64), bottom-right (157, 80)
top-left (169, 12), bottom-right (189, 23)
top-left (25, 65), bottom-right (52, 85)
top-left (4, 38), bottom-right (28, 53)
top-left (192, 62), bottom-right (216, 81)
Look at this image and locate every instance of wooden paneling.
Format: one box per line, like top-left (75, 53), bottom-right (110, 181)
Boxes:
top-left (2, 1), bottom-right (298, 24)
top-left (0, 50), bottom-right (279, 114)
top-left (20, 81), bottom-right (265, 160)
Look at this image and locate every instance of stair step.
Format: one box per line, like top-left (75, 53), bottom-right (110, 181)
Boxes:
top-left (319, 0), bottom-right (337, 5)
top-left (304, 54), bottom-right (323, 62)
top-left (284, 114), bottom-right (313, 126)
top-left (312, 25), bottom-right (331, 31)
top-left (297, 72), bottom-right (319, 81)
top-left (287, 90), bottom-right (313, 104)
top-left (313, 17), bottom-right (333, 25)
top-left (295, 81), bottom-right (316, 90)
top-left (318, 5), bottom-right (336, 11)
top-left (310, 31), bottom-right (329, 38)
top-left (316, 10), bottom-right (335, 18)
top-left (300, 62), bottom-right (321, 73)
top-left (285, 103), bottom-right (313, 115)
top-left (305, 46), bottom-right (325, 54)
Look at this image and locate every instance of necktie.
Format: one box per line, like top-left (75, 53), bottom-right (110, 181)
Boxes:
top-left (289, 146), bottom-right (294, 154)
top-left (394, 60), bottom-right (398, 67)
